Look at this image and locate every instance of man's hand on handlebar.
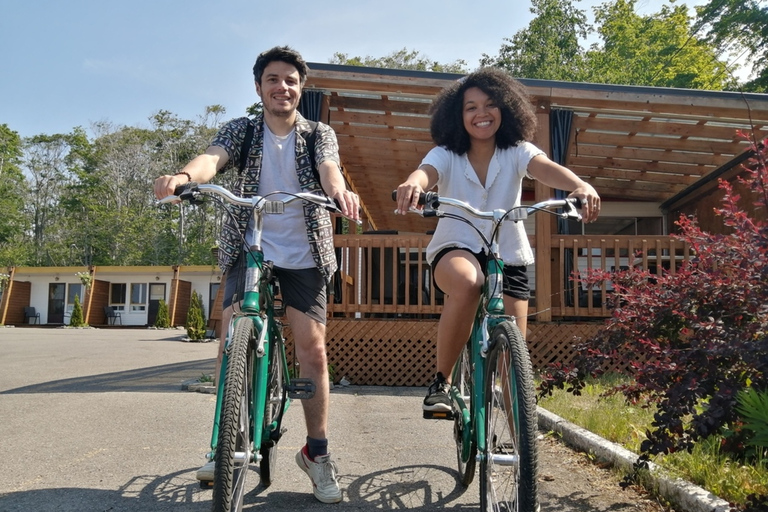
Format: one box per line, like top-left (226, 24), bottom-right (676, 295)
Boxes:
top-left (329, 189), bottom-right (361, 222)
top-left (154, 174), bottom-right (189, 203)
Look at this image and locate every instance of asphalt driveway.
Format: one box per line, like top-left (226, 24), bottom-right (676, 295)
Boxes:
top-left (0, 327), bottom-right (662, 512)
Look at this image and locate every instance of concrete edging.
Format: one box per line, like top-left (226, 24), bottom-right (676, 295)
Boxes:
top-left (538, 407), bottom-right (731, 512)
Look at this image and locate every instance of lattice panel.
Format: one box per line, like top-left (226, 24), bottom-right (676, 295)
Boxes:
top-left (285, 320), bottom-right (625, 386)
top-left (284, 319), bottom-right (438, 386)
top-left (527, 323), bottom-right (633, 374)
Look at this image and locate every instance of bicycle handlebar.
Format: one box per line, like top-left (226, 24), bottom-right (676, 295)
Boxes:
top-left (160, 182), bottom-right (358, 221)
top-left (391, 190), bottom-right (583, 222)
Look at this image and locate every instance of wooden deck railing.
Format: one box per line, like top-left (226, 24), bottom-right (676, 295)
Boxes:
top-left (328, 234), bottom-right (691, 320)
top-left (546, 235), bottom-right (691, 318)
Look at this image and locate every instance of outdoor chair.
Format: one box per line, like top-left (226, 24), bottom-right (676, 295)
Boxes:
top-left (24, 307), bottom-right (40, 325)
top-left (104, 306), bottom-right (122, 325)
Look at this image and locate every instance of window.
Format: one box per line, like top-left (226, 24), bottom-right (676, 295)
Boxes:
top-left (130, 283), bottom-right (147, 312)
top-left (111, 283), bottom-right (127, 311)
top-left (567, 216), bottom-right (663, 236)
top-left (67, 283), bottom-right (83, 314)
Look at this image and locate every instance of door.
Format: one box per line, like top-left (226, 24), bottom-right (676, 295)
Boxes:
top-left (147, 283), bottom-right (166, 326)
top-left (47, 283), bottom-right (66, 324)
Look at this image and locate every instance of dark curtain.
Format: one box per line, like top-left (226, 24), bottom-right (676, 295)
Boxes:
top-left (550, 109), bottom-right (576, 306)
top-left (550, 108), bottom-right (574, 235)
top-left (298, 90), bottom-right (323, 122)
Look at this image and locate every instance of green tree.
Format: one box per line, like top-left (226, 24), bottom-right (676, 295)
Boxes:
top-left (694, 0), bottom-right (768, 91)
top-left (584, 0), bottom-right (732, 89)
top-left (480, 0), bottom-right (590, 81)
top-left (331, 48), bottom-right (468, 73)
top-left (0, 125), bottom-right (30, 266)
top-left (186, 291), bottom-right (206, 340)
top-left (155, 299), bottom-right (171, 328)
top-left (69, 294), bottom-right (85, 327)
top-left (482, 0), bottom-right (732, 90)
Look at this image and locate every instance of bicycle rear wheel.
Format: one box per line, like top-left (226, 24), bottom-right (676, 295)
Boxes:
top-left (212, 317), bottom-right (254, 512)
top-left (259, 333), bottom-right (286, 487)
top-left (452, 342), bottom-right (477, 486)
top-left (480, 321), bottom-right (538, 512)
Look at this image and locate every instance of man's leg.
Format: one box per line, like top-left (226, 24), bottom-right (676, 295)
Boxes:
top-left (286, 307), bottom-right (329, 439)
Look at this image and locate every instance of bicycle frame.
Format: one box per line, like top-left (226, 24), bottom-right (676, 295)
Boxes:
top-left (208, 248), bottom-right (289, 463)
top-left (159, 183), bottom-right (344, 472)
top-left (452, 214), bottom-right (510, 468)
top-left (397, 191), bottom-right (581, 509)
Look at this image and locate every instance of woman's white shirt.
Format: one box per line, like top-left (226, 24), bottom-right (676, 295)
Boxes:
top-left (422, 142), bottom-right (545, 266)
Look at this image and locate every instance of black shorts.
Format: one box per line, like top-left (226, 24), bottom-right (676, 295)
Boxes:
top-left (223, 250), bottom-right (327, 324)
top-left (431, 247), bottom-right (530, 300)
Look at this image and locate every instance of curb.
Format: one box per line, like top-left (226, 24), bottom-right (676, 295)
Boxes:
top-left (538, 406), bottom-right (731, 512)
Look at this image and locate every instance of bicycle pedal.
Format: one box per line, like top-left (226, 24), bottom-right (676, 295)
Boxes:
top-left (199, 479), bottom-right (213, 489)
top-left (423, 409), bottom-right (455, 420)
top-left (287, 378), bottom-right (316, 399)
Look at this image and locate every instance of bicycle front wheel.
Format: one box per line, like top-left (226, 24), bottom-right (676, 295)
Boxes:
top-left (259, 333), bottom-right (286, 487)
top-left (480, 321), bottom-right (538, 512)
top-left (212, 317), bottom-right (254, 512)
top-left (452, 342), bottom-right (477, 486)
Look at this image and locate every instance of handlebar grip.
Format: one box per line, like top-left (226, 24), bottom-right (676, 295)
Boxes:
top-left (567, 197), bottom-right (583, 209)
top-left (173, 182), bottom-right (204, 205)
top-left (391, 190), bottom-right (438, 206)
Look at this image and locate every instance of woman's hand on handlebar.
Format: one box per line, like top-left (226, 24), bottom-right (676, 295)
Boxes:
top-left (395, 182), bottom-right (426, 215)
top-left (567, 183), bottom-right (601, 224)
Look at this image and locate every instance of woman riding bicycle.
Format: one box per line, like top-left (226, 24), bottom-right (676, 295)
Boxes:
top-left (394, 67), bottom-right (600, 414)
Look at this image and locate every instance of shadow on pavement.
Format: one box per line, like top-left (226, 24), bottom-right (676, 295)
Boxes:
top-left (0, 359), bottom-right (215, 395)
top-left (0, 465), bottom-right (481, 511)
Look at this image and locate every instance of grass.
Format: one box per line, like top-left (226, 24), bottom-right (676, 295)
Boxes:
top-left (537, 374), bottom-right (768, 509)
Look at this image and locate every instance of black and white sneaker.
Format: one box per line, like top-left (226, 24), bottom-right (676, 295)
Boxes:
top-left (423, 372), bottom-right (452, 412)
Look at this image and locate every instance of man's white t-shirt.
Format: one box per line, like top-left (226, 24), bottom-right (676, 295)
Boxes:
top-left (245, 125), bottom-right (314, 269)
top-left (422, 142), bottom-right (545, 266)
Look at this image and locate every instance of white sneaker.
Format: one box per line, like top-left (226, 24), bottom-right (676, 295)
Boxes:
top-left (196, 460), bottom-right (215, 482)
top-left (295, 446), bottom-right (342, 503)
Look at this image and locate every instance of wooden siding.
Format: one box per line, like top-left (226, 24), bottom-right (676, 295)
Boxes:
top-left (172, 280), bottom-right (192, 327)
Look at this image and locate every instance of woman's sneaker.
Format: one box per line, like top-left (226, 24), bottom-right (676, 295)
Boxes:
top-left (295, 446), bottom-right (342, 503)
top-left (423, 372), bottom-right (451, 412)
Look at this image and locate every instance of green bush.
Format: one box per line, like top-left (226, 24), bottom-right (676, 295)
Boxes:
top-left (69, 295), bottom-right (86, 327)
top-left (155, 299), bottom-right (171, 328)
top-left (186, 291), bottom-right (206, 340)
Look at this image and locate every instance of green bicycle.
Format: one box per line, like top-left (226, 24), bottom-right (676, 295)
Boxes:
top-left (396, 191), bottom-right (582, 512)
top-left (160, 182), bottom-right (348, 512)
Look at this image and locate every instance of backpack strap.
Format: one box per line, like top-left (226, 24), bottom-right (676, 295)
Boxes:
top-left (305, 120), bottom-right (320, 183)
top-left (238, 120), bottom-right (255, 176)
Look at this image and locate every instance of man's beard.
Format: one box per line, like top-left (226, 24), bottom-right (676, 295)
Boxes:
top-left (264, 103), bottom-right (294, 118)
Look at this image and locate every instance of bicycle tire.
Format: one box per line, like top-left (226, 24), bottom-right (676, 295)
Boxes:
top-left (259, 332), bottom-right (285, 487)
top-left (212, 317), bottom-right (254, 512)
top-left (452, 342), bottom-right (477, 486)
top-left (479, 321), bottom-right (538, 512)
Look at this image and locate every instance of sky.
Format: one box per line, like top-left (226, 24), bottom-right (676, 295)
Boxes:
top-left (1, 0), bottom-right (719, 140)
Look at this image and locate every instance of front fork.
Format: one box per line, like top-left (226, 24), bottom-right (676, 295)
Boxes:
top-left (458, 257), bottom-right (508, 464)
top-left (207, 313), bottom-right (267, 461)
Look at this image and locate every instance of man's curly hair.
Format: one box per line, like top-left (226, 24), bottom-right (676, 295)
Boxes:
top-left (429, 68), bottom-right (537, 155)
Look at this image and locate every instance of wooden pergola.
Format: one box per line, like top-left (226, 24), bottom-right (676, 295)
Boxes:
top-left (304, 62), bottom-right (768, 234)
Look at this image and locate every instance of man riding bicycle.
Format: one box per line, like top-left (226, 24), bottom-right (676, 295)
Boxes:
top-left (153, 45), bottom-right (359, 504)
